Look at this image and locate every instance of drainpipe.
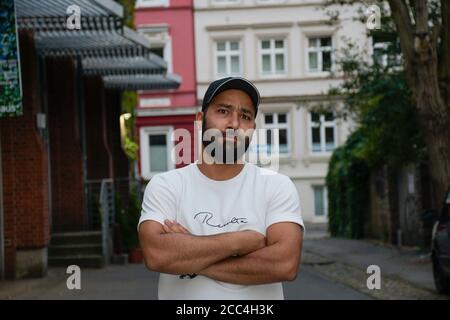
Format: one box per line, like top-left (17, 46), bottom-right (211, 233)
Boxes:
top-left (101, 87), bottom-right (114, 180)
top-left (38, 56), bottom-right (52, 231)
top-left (76, 57), bottom-right (88, 225)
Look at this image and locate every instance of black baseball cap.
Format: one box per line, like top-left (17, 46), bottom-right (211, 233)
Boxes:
top-left (201, 77), bottom-right (261, 116)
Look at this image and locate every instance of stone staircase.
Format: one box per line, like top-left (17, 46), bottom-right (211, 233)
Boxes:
top-left (48, 231), bottom-right (105, 268)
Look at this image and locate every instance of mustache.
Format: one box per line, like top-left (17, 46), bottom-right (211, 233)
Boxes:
top-left (216, 129), bottom-right (250, 140)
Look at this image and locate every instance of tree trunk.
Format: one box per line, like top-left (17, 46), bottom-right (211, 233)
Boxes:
top-left (410, 27), bottom-right (450, 208)
top-left (388, 0), bottom-right (450, 208)
top-left (416, 98), bottom-right (450, 208)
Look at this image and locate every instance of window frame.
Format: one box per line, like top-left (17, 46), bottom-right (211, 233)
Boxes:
top-left (262, 111), bottom-right (291, 156)
top-left (306, 36), bottom-right (333, 74)
top-left (372, 41), bottom-right (402, 68)
top-left (139, 126), bottom-right (174, 180)
top-left (140, 27), bottom-right (173, 73)
top-left (308, 111), bottom-right (337, 154)
top-left (312, 185), bottom-right (328, 217)
top-left (259, 38), bottom-right (287, 77)
top-left (214, 39), bottom-right (242, 77)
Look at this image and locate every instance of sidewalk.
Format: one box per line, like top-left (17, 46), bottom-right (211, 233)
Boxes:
top-left (0, 268), bottom-right (66, 299)
top-left (303, 222), bottom-right (437, 294)
top-left (0, 264), bottom-right (158, 300)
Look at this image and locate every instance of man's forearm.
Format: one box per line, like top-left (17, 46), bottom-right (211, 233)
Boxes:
top-left (145, 232), bottom-right (241, 275)
top-left (198, 242), bottom-right (298, 285)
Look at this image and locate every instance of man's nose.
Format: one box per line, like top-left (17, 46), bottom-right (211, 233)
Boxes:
top-left (228, 111), bottom-right (240, 129)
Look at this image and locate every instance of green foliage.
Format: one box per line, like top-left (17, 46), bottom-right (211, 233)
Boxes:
top-left (121, 91), bottom-right (139, 162)
top-left (122, 90), bottom-right (137, 114)
top-left (327, 131), bottom-right (370, 238)
top-left (326, 40), bottom-right (425, 238)
top-left (115, 187), bottom-right (141, 252)
top-left (117, 0), bottom-right (136, 28)
top-left (115, 5), bottom-right (139, 164)
top-left (331, 40), bottom-right (425, 167)
top-left (124, 136), bottom-right (138, 160)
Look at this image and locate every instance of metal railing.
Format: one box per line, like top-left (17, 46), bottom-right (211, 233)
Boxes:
top-left (85, 177), bottom-right (142, 261)
top-left (99, 179), bottom-right (115, 265)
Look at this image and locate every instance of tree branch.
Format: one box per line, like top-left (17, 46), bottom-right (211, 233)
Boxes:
top-left (387, 0), bottom-right (415, 63)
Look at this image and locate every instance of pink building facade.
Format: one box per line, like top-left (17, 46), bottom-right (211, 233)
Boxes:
top-left (135, 0), bottom-right (198, 180)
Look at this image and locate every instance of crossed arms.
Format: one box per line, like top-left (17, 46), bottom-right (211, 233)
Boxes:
top-left (138, 219), bottom-right (303, 285)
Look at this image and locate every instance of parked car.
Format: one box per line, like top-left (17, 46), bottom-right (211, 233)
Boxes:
top-left (428, 186), bottom-right (450, 294)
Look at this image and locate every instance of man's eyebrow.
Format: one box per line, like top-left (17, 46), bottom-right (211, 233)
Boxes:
top-left (215, 103), bottom-right (254, 117)
top-left (240, 107), bottom-right (254, 116)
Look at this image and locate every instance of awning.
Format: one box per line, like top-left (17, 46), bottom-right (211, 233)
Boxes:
top-left (33, 27), bottom-right (161, 59)
top-left (83, 56), bottom-right (166, 76)
top-left (16, 0), bottom-right (123, 31)
top-left (102, 74), bottom-right (182, 91)
top-left (15, 0), bottom-right (182, 91)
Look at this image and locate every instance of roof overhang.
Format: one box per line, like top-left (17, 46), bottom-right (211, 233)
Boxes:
top-left (102, 74), bottom-right (182, 91)
top-left (16, 0), bottom-right (123, 31)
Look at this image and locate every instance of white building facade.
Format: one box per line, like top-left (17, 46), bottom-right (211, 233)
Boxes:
top-left (194, 0), bottom-right (369, 222)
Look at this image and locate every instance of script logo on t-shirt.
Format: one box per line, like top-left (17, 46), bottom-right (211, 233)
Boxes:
top-left (194, 212), bottom-right (248, 229)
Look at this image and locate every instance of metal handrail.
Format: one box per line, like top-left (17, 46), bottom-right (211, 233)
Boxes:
top-left (99, 179), bottom-right (115, 265)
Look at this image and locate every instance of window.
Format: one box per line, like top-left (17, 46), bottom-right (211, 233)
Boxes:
top-left (373, 42), bottom-right (401, 68)
top-left (260, 39), bottom-right (286, 75)
top-left (307, 37), bottom-right (333, 73)
top-left (148, 41), bottom-right (172, 73)
top-left (149, 134), bottom-right (168, 172)
top-left (215, 40), bottom-right (241, 76)
top-left (262, 112), bottom-right (290, 154)
top-left (141, 27), bottom-right (172, 72)
top-left (136, 0), bottom-right (169, 7)
top-left (150, 47), bottom-right (164, 59)
top-left (140, 127), bottom-right (174, 179)
top-left (313, 186), bottom-right (328, 217)
top-left (310, 112), bottom-right (336, 153)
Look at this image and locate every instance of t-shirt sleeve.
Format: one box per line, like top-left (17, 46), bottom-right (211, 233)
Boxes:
top-left (265, 176), bottom-right (305, 231)
top-left (137, 174), bottom-right (177, 231)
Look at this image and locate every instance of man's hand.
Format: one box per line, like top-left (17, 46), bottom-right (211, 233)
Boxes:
top-left (197, 222), bottom-right (303, 285)
top-left (163, 220), bottom-right (265, 256)
top-left (233, 230), bottom-right (266, 255)
top-left (163, 220), bottom-right (191, 235)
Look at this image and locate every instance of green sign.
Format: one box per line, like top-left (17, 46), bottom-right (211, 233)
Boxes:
top-left (0, 0), bottom-right (22, 117)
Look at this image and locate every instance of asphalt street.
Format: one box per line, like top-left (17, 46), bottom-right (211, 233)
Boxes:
top-left (7, 263), bottom-right (371, 300)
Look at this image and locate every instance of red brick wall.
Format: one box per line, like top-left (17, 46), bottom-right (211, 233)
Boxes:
top-left (0, 30), bottom-right (50, 277)
top-left (47, 57), bottom-right (85, 231)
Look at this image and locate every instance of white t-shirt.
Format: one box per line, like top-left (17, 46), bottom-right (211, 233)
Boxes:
top-left (138, 162), bottom-right (304, 300)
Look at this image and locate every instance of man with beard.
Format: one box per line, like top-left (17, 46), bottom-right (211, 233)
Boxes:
top-left (138, 77), bottom-right (304, 300)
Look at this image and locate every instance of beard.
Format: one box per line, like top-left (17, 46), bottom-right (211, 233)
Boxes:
top-left (201, 116), bottom-right (251, 164)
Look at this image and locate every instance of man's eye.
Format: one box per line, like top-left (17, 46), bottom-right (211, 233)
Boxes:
top-left (241, 114), bottom-right (251, 120)
top-left (218, 109), bottom-right (228, 114)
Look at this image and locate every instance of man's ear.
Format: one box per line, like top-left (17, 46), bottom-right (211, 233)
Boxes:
top-left (196, 111), bottom-right (204, 122)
